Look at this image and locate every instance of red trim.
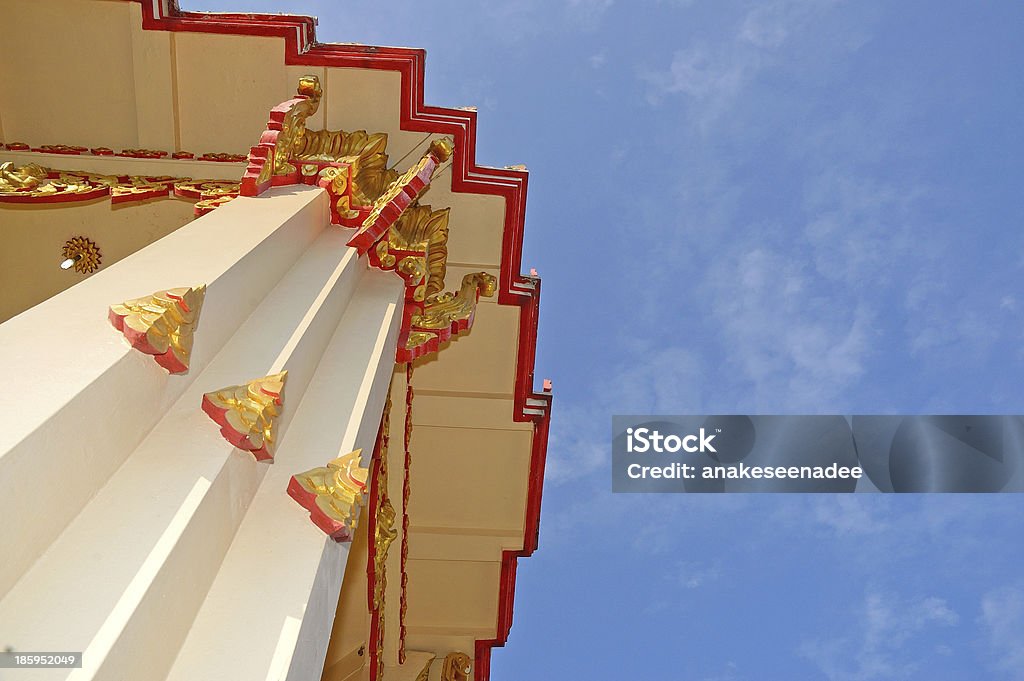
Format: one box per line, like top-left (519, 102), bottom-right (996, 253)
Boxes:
top-left (124, 4), bottom-right (553, 677)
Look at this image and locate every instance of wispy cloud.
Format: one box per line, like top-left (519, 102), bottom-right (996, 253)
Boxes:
top-left (980, 585), bottom-right (1024, 676)
top-left (675, 560), bottom-right (721, 589)
top-left (800, 591), bottom-right (959, 681)
top-left (703, 245), bottom-right (874, 411)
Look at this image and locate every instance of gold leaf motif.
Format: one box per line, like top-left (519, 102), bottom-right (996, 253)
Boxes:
top-left (61, 236), bottom-right (102, 274)
top-left (296, 129), bottom-right (397, 204)
top-left (391, 205), bottom-right (450, 296)
top-left (288, 450), bottom-right (370, 540)
top-left (109, 285), bottom-right (205, 374)
top-left (273, 76), bottom-right (323, 176)
top-left (441, 652), bottom-right (472, 681)
top-left (0, 161), bottom-right (46, 190)
top-left (411, 272), bottom-right (497, 331)
top-left (201, 372), bottom-right (287, 462)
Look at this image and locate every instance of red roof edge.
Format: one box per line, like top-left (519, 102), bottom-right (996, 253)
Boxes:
top-left (129, 2), bottom-right (552, 678)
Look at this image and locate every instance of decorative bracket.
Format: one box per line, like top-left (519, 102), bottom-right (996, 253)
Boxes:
top-left (287, 449), bottom-right (369, 541)
top-left (441, 652), bottom-right (472, 681)
top-left (109, 285), bottom-right (206, 373)
top-left (240, 75), bottom-right (322, 196)
top-left (201, 372), bottom-right (287, 461)
top-left (401, 272), bottom-right (497, 362)
top-left (344, 137), bottom-right (453, 253)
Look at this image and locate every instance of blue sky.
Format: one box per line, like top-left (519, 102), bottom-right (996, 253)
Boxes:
top-left (189, 1), bottom-right (1024, 678)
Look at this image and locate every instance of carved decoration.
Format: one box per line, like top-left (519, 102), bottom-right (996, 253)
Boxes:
top-left (197, 152), bottom-right (247, 163)
top-left (61, 236), bottom-right (102, 274)
top-left (368, 393), bottom-right (397, 681)
top-left (399, 364), bottom-right (414, 664)
top-left (117, 148), bottom-right (168, 159)
top-left (297, 129), bottom-right (396, 206)
top-left (373, 204), bottom-right (450, 297)
top-left (109, 285), bottom-right (206, 374)
top-left (201, 372), bottom-right (287, 461)
top-left (34, 144), bottom-right (87, 155)
top-left (173, 179), bottom-right (241, 216)
top-left (1, 163), bottom-right (109, 202)
top-left (0, 162), bottom-right (238, 215)
top-left (4, 141), bottom-right (248, 162)
top-left (240, 75), bottom-right (322, 196)
top-left (241, 76), bottom-right (401, 211)
top-left (401, 272), bottom-right (497, 362)
top-left (441, 652), bottom-right (472, 681)
top-left (288, 449), bottom-right (369, 541)
top-left (346, 138), bottom-right (453, 254)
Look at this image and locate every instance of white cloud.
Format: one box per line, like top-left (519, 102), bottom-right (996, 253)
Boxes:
top-left (643, 0), bottom-right (839, 119)
top-left (645, 44), bottom-right (753, 104)
top-left (810, 495), bottom-right (891, 536)
top-left (704, 246), bottom-right (873, 411)
top-left (800, 591), bottom-right (959, 681)
top-left (980, 585), bottom-right (1024, 676)
top-left (675, 560), bottom-right (721, 589)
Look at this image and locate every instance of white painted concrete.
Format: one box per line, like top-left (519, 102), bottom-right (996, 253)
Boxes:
top-left (165, 274), bottom-right (401, 681)
top-left (0, 194), bottom-right (403, 681)
top-left (0, 186), bottom-right (328, 601)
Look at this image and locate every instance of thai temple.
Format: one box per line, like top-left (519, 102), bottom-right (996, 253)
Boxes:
top-left (0, 2), bottom-right (552, 680)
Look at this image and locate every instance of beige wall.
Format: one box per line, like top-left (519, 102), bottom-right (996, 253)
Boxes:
top-left (0, 197), bottom-right (194, 322)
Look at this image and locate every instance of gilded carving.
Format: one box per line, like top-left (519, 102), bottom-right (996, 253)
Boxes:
top-left (401, 272), bottom-right (497, 360)
top-left (173, 179), bottom-right (240, 215)
top-left (273, 75), bottom-right (323, 176)
top-left (296, 129), bottom-right (396, 205)
top-left (241, 75), bottom-right (403, 207)
top-left (370, 393), bottom-right (397, 681)
top-left (61, 236), bottom-right (102, 274)
top-left (441, 652), bottom-right (472, 681)
top-left (287, 450), bottom-right (369, 541)
top-left (411, 272), bottom-right (496, 330)
top-left (0, 163), bottom-right (108, 201)
top-left (390, 205), bottom-right (450, 296)
top-left (399, 364), bottom-right (414, 664)
top-left (0, 162), bottom-right (237, 214)
top-left (0, 162), bottom-right (46, 190)
top-left (347, 137), bottom-right (454, 254)
top-left (109, 285), bottom-right (205, 374)
top-left (201, 372), bottom-right (287, 462)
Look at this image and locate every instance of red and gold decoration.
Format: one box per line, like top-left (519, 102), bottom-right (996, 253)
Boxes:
top-left (287, 449), bottom-right (369, 541)
top-left (0, 161), bottom-right (239, 216)
top-left (240, 75), bottom-right (399, 207)
top-left (367, 394), bottom-right (398, 681)
top-left (344, 137), bottom-right (453, 253)
top-left (60, 236), bottom-right (102, 274)
top-left (173, 179), bottom-right (242, 216)
top-left (403, 272), bottom-right (497, 361)
top-left (201, 372), bottom-right (287, 462)
top-left (108, 285), bottom-right (206, 374)
top-left (4, 141), bottom-right (248, 163)
top-left (441, 652), bottom-right (472, 681)
top-left (231, 77), bottom-right (493, 363)
top-left (399, 364), bottom-right (414, 664)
